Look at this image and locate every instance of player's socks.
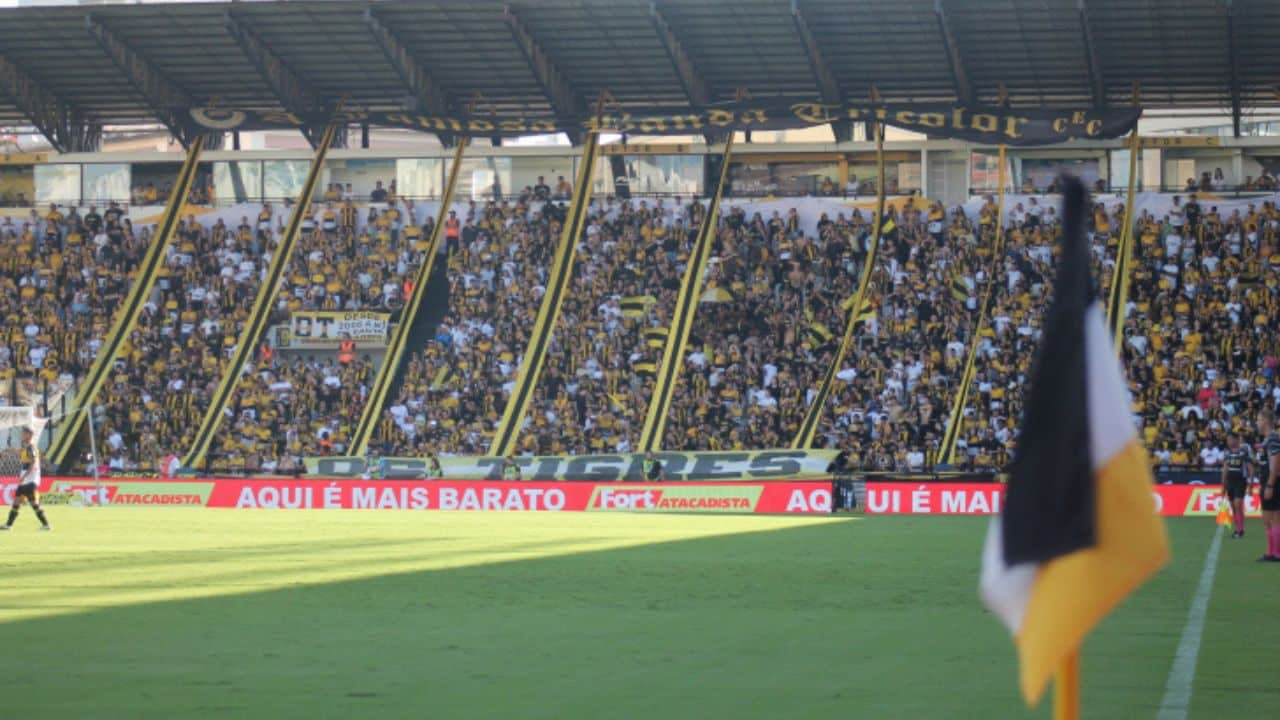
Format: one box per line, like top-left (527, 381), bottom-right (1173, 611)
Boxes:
top-left (1270, 527), bottom-right (1280, 557)
top-left (1234, 508), bottom-right (1245, 533)
top-left (33, 507), bottom-right (48, 528)
top-left (5, 508), bottom-right (16, 527)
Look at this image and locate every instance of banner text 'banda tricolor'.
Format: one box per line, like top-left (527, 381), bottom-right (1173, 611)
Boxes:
top-left (187, 101), bottom-right (1141, 146)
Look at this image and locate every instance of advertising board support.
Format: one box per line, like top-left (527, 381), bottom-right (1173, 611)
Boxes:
top-left (832, 474), bottom-right (858, 511)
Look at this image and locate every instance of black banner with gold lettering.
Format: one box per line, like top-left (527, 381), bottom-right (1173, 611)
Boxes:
top-left (188, 101), bottom-right (1140, 146)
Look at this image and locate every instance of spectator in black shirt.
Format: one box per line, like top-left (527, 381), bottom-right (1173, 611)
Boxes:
top-left (84, 206), bottom-right (102, 234)
top-left (1185, 194), bottom-right (1202, 232)
top-left (370, 181), bottom-right (388, 203)
top-left (104, 201), bottom-right (123, 226)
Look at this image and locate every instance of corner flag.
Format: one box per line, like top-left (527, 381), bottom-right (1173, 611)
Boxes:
top-left (979, 176), bottom-right (1169, 706)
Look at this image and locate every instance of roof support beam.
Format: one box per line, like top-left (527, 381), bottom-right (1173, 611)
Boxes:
top-left (364, 8), bottom-right (452, 116)
top-left (1077, 0), bottom-right (1105, 108)
top-left (650, 3), bottom-right (712, 107)
top-left (364, 8), bottom-right (456, 146)
top-left (85, 14), bottom-right (195, 146)
top-left (503, 5), bottom-right (588, 144)
top-left (0, 50), bottom-right (100, 153)
top-left (934, 0), bottom-right (975, 106)
top-left (650, 2), bottom-right (720, 144)
top-left (223, 11), bottom-right (325, 148)
top-left (790, 0), bottom-right (851, 143)
top-left (1227, 0), bottom-right (1242, 137)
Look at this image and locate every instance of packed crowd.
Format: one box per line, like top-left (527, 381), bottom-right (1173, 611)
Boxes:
top-left (378, 198), bottom-right (562, 455)
top-left (0, 202), bottom-right (137, 416)
top-left (23, 184), bottom-right (428, 472)
top-left (14, 169), bottom-right (1280, 475)
top-left (659, 205), bottom-right (862, 450)
top-left (1122, 197), bottom-right (1280, 471)
top-left (519, 197), bottom-right (696, 454)
top-left (209, 198), bottom-right (423, 472)
top-left (95, 209), bottom-right (281, 471)
top-left (807, 199), bottom-right (1001, 469)
top-left (891, 192), bottom-right (1280, 474)
top-left (372, 188), bottom-right (1280, 473)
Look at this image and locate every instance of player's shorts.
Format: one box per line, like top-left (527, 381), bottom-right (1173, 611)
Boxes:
top-left (1225, 477), bottom-right (1248, 501)
top-left (14, 482), bottom-right (38, 504)
top-left (1263, 489), bottom-right (1280, 512)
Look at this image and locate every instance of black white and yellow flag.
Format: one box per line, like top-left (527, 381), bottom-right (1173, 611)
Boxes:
top-left (979, 178), bottom-right (1168, 706)
top-left (805, 322), bottom-right (834, 347)
top-left (854, 299), bottom-right (876, 327)
top-left (621, 295), bottom-right (657, 318)
top-left (644, 327), bottom-right (669, 349)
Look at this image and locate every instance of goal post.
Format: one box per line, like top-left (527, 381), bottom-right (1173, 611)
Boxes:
top-left (0, 403), bottom-right (105, 505)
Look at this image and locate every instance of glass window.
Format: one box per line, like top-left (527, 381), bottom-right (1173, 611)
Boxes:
top-left (969, 152), bottom-right (1009, 194)
top-left (395, 159), bottom-right (443, 199)
top-left (263, 160), bottom-right (312, 201)
top-left (1019, 157), bottom-right (1101, 193)
top-left (213, 161), bottom-right (263, 204)
top-left (34, 164), bottom-right (81, 205)
top-left (511, 156), bottom-right (576, 199)
top-left (81, 163), bottom-right (130, 204)
top-left (453, 157), bottom-right (512, 200)
top-left (728, 160), bottom-right (838, 197)
top-left (328, 158), bottom-right (396, 200)
top-left (0, 165), bottom-right (35, 206)
top-left (850, 152), bottom-right (921, 196)
top-left (592, 154), bottom-right (703, 197)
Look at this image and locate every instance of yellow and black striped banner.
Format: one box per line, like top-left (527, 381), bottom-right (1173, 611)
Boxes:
top-left (182, 124), bottom-right (338, 468)
top-left (488, 131), bottom-right (601, 456)
top-left (46, 136), bottom-right (206, 467)
top-left (348, 139), bottom-right (469, 456)
top-left (637, 135), bottom-right (735, 451)
top-left (1107, 130), bottom-right (1140, 351)
top-left (790, 124), bottom-right (886, 449)
top-left (937, 145), bottom-right (1008, 465)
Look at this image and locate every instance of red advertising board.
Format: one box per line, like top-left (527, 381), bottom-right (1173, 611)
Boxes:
top-left (865, 482), bottom-right (1262, 517)
top-left (32, 478), bottom-right (834, 514)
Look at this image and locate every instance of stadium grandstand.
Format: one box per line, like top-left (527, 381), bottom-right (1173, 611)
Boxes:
top-left (0, 0), bottom-right (1278, 486)
top-left (6, 3), bottom-right (1280, 719)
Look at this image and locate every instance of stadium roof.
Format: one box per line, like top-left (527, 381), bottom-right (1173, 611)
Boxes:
top-left (1, 0), bottom-right (1277, 150)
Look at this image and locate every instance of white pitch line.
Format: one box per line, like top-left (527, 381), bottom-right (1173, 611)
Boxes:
top-left (1156, 524), bottom-right (1224, 720)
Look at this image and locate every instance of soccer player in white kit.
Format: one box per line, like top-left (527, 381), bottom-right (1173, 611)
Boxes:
top-left (2, 427), bottom-right (51, 531)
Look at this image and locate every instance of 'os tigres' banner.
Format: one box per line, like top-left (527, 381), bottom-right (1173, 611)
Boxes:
top-left (288, 311), bottom-right (390, 345)
top-left (304, 449), bottom-right (839, 481)
top-left (188, 101), bottom-right (1140, 146)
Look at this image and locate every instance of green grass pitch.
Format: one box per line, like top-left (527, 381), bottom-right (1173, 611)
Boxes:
top-left (0, 509), bottom-right (1272, 719)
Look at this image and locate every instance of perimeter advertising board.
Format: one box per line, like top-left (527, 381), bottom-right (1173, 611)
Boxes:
top-left (864, 482), bottom-right (1261, 517)
top-left (33, 478), bottom-right (833, 514)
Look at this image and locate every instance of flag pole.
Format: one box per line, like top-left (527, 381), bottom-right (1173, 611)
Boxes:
top-left (1053, 650), bottom-right (1080, 720)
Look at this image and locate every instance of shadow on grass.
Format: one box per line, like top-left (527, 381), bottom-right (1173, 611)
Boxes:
top-left (0, 516), bottom-right (1036, 720)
